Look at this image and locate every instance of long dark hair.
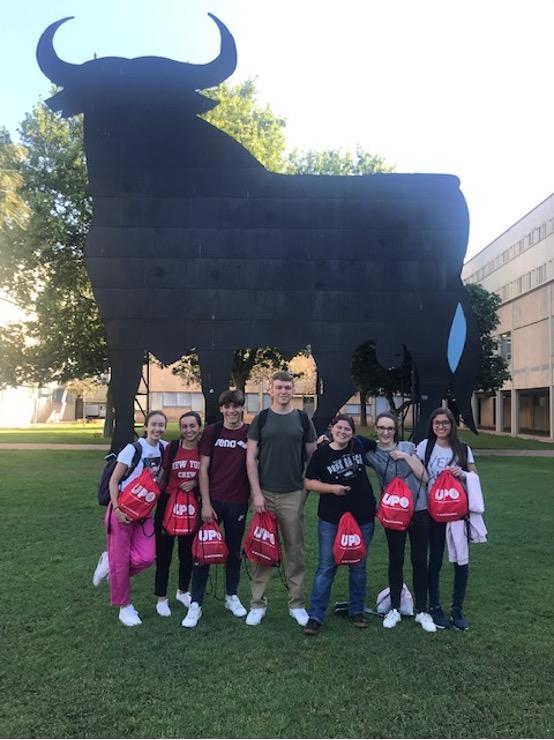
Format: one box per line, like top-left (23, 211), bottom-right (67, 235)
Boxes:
top-left (424, 407), bottom-right (468, 470)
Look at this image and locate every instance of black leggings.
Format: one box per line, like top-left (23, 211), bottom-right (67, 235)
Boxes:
top-left (385, 509), bottom-right (430, 613)
top-left (191, 500), bottom-right (248, 605)
top-left (428, 518), bottom-right (468, 610)
top-left (154, 493), bottom-right (194, 597)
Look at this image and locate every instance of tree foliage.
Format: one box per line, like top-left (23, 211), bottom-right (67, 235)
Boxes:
top-left (464, 282), bottom-right (510, 393)
top-left (0, 104), bottom-right (104, 388)
top-left (286, 146), bottom-right (394, 176)
top-left (205, 79), bottom-right (287, 172)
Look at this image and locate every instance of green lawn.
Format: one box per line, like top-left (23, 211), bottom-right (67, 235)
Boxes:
top-left (2, 422), bottom-right (554, 451)
top-left (0, 451), bottom-right (552, 738)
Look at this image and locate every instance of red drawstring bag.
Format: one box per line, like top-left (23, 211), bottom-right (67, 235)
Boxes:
top-left (117, 468), bottom-right (160, 521)
top-left (333, 512), bottom-right (366, 566)
top-left (428, 470), bottom-right (468, 522)
top-left (192, 521), bottom-right (228, 565)
top-left (243, 511), bottom-right (281, 567)
top-left (377, 477), bottom-right (415, 531)
top-left (162, 490), bottom-right (199, 536)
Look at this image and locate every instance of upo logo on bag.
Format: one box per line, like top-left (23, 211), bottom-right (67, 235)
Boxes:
top-left (130, 483), bottom-right (156, 503)
top-left (253, 526), bottom-right (275, 546)
top-left (198, 527), bottom-right (223, 542)
top-left (340, 533), bottom-right (361, 547)
top-left (173, 502), bottom-right (196, 516)
top-left (382, 491), bottom-right (410, 509)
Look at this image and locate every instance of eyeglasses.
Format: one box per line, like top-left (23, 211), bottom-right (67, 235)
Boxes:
top-left (433, 420), bottom-right (451, 428)
top-left (376, 426), bottom-right (395, 432)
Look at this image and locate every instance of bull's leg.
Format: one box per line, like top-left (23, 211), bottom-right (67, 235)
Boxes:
top-left (197, 350), bottom-right (233, 426)
top-left (409, 349), bottom-right (448, 442)
top-left (311, 349), bottom-right (356, 434)
top-left (108, 346), bottom-right (144, 453)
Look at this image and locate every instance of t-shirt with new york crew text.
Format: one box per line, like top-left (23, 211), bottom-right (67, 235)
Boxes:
top-left (164, 444), bottom-right (200, 496)
top-left (198, 423), bottom-right (250, 504)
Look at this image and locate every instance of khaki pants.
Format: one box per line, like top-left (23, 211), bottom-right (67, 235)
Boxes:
top-left (250, 488), bottom-right (307, 609)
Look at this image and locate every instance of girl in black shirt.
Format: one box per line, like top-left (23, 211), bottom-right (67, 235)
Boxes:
top-left (303, 414), bottom-right (376, 635)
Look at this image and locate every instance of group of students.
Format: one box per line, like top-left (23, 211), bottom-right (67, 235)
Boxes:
top-left (92, 371), bottom-right (479, 634)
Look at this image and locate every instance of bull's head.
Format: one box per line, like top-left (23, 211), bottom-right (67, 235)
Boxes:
top-left (36, 14), bottom-right (237, 117)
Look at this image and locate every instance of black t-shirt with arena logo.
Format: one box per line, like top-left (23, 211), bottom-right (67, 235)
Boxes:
top-left (305, 437), bottom-right (377, 525)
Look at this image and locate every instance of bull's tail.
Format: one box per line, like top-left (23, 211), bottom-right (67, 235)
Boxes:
top-left (448, 298), bottom-right (481, 433)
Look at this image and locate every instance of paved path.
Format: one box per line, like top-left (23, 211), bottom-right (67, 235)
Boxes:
top-left (472, 449), bottom-right (554, 457)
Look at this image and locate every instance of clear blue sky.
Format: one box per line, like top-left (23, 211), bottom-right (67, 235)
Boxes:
top-left (2, 0), bottom-right (553, 259)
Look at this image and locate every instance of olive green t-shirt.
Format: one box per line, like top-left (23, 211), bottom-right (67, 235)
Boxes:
top-left (248, 409), bottom-right (317, 493)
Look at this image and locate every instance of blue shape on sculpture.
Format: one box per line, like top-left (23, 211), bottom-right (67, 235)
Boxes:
top-left (448, 303), bottom-right (467, 373)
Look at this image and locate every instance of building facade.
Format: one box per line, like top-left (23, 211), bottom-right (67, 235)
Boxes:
top-left (462, 194), bottom-right (554, 438)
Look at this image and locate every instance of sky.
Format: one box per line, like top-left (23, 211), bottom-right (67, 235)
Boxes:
top-left (1, 0), bottom-right (553, 261)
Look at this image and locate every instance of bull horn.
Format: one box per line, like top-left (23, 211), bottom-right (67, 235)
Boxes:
top-left (37, 17), bottom-right (80, 86)
top-left (186, 13), bottom-right (237, 89)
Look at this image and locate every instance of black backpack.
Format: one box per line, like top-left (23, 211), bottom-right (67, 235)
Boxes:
top-left (97, 440), bottom-right (164, 506)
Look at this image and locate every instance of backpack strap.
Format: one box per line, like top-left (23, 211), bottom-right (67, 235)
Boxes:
top-left (423, 438), bottom-right (435, 471)
top-left (256, 408), bottom-right (270, 450)
top-left (122, 441), bottom-right (143, 483)
top-left (298, 409), bottom-right (310, 448)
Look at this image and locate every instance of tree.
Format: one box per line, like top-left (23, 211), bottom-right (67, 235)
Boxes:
top-left (0, 128), bottom-right (29, 228)
top-left (286, 146), bottom-right (394, 176)
top-left (205, 79), bottom-right (287, 171)
top-left (464, 282), bottom-right (510, 393)
top-left (351, 342), bottom-right (413, 426)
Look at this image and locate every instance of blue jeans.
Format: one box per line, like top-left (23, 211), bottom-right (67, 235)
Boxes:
top-left (309, 518), bottom-right (374, 624)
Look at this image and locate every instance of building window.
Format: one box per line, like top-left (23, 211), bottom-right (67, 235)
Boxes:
top-left (499, 332), bottom-right (511, 362)
top-left (150, 392), bottom-right (163, 408)
top-left (191, 393), bottom-right (203, 412)
top-left (246, 394), bottom-right (259, 413)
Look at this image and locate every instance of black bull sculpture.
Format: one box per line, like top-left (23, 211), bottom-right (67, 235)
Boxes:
top-left (37, 14), bottom-right (480, 451)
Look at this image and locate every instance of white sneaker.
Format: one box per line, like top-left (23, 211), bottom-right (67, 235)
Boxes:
top-left (289, 607), bottom-right (309, 626)
top-left (245, 607), bottom-right (267, 626)
top-left (92, 551), bottom-right (109, 587)
top-left (175, 590), bottom-right (192, 608)
top-left (383, 608), bottom-right (402, 629)
top-left (156, 599), bottom-right (171, 617)
top-left (415, 611), bottom-right (437, 633)
top-left (182, 602), bottom-right (202, 628)
top-left (119, 604), bottom-right (141, 627)
top-left (225, 594), bottom-right (247, 618)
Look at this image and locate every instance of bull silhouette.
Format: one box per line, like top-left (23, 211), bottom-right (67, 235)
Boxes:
top-left (37, 14), bottom-right (480, 451)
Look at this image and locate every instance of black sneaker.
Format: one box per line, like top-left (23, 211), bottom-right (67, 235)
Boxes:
top-left (450, 608), bottom-right (470, 631)
top-left (430, 605), bottom-right (449, 629)
top-left (304, 618), bottom-right (321, 636)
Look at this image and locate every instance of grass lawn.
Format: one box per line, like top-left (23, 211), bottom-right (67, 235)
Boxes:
top-left (1, 451), bottom-right (553, 738)
top-left (2, 422), bottom-right (554, 451)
